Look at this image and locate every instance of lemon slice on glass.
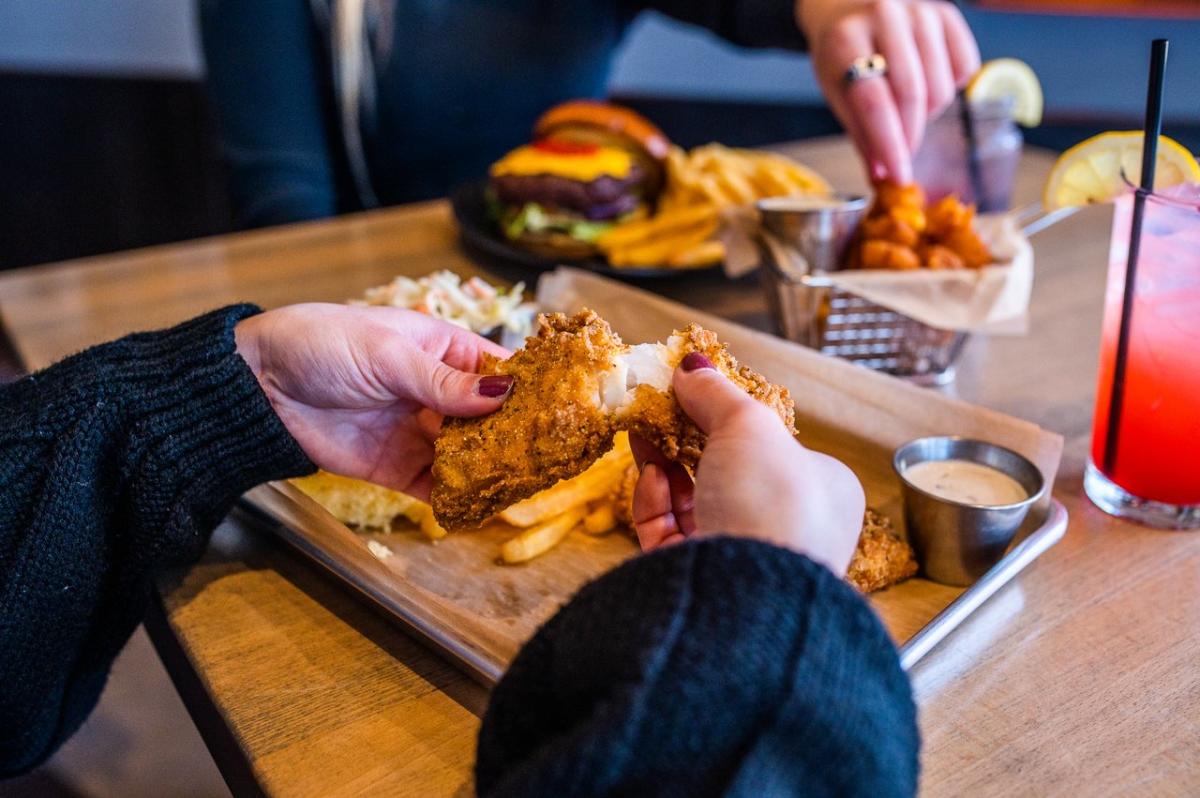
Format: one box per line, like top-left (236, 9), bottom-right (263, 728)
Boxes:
top-left (1042, 131), bottom-right (1200, 210)
top-left (967, 58), bottom-right (1043, 127)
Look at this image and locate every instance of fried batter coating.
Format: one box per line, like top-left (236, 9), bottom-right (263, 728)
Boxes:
top-left (846, 509), bottom-right (919, 593)
top-left (918, 243), bottom-right (966, 271)
top-left (937, 227), bottom-right (992, 269)
top-left (846, 182), bottom-right (992, 271)
top-left (875, 181), bottom-right (925, 211)
top-left (861, 239), bottom-right (921, 271)
top-left (925, 194), bottom-right (973, 239)
top-left (430, 311), bottom-right (617, 531)
top-left (430, 309), bottom-right (795, 530)
top-left (860, 213), bottom-right (920, 249)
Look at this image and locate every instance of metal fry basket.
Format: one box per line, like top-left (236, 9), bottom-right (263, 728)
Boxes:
top-left (757, 195), bottom-right (967, 385)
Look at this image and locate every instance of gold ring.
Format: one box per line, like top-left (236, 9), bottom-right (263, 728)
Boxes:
top-left (844, 54), bottom-right (889, 85)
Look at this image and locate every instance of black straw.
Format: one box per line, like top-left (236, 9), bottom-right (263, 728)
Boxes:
top-left (1103, 38), bottom-right (1169, 475)
top-left (957, 90), bottom-right (987, 210)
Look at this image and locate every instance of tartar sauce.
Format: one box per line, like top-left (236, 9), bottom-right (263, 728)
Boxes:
top-left (903, 459), bottom-right (1028, 506)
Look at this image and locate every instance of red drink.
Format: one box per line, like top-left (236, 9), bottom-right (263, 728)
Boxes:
top-left (1085, 183), bottom-right (1200, 527)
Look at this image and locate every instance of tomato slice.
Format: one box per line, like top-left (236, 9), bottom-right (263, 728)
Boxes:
top-left (532, 138), bottom-right (600, 156)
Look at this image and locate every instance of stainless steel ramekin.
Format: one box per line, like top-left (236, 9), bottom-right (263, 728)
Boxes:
top-left (894, 437), bottom-right (1046, 586)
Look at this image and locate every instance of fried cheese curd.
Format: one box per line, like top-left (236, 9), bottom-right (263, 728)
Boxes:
top-left (845, 182), bottom-right (992, 271)
top-left (431, 309), bottom-right (795, 530)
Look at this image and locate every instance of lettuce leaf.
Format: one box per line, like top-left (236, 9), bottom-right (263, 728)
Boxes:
top-left (503, 203), bottom-right (614, 243)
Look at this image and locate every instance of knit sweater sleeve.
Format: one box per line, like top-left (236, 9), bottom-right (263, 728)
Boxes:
top-left (476, 537), bottom-right (919, 797)
top-left (0, 305), bottom-right (315, 775)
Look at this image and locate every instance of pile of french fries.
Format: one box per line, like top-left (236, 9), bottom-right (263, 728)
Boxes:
top-left (596, 143), bottom-right (831, 269)
top-left (294, 433), bottom-right (635, 564)
top-left (494, 432), bottom-right (634, 563)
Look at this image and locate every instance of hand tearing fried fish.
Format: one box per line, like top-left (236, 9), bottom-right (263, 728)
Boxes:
top-left (431, 309), bottom-right (795, 530)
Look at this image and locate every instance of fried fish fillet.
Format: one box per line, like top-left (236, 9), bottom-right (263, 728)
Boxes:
top-left (846, 509), bottom-right (918, 593)
top-left (431, 309), bottom-right (795, 530)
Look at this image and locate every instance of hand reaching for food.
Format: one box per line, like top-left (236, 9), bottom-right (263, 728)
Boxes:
top-left (235, 304), bottom-right (512, 499)
top-left (799, 0), bottom-right (981, 183)
top-left (630, 355), bottom-right (865, 577)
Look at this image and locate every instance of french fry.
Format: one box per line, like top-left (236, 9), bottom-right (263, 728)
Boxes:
top-left (666, 239), bottom-right (725, 269)
top-left (500, 435), bottom-right (633, 527)
top-left (748, 162), bottom-right (797, 197)
top-left (696, 175), bottom-right (735, 208)
top-left (713, 168), bottom-right (757, 206)
top-left (666, 146), bottom-right (700, 191)
top-left (606, 218), bottom-right (719, 267)
top-left (596, 203), bottom-right (717, 249)
top-left (582, 504), bottom-right (618, 536)
top-left (417, 507), bottom-right (448, 541)
top-left (392, 499), bottom-right (449, 541)
top-left (754, 151), bottom-right (831, 195)
top-left (595, 141), bottom-right (830, 271)
top-left (659, 189), bottom-right (704, 213)
top-left (498, 459), bottom-right (626, 526)
top-left (751, 157), bottom-right (805, 195)
top-left (499, 506), bottom-right (587, 564)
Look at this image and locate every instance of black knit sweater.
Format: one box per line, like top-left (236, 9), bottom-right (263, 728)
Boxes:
top-left (0, 305), bottom-right (919, 795)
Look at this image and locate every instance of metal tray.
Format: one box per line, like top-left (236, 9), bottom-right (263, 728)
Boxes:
top-left (898, 498), bottom-right (1066, 669)
top-left (237, 488), bottom-right (1068, 682)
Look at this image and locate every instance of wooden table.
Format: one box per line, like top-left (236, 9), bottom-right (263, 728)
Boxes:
top-left (1, 138), bottom-right (1196, 797)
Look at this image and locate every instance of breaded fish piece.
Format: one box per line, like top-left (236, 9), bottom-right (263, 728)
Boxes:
top-left (431, 309), bottom-right (795, 530)
top-left (846, 509), bottom-right (918, 593)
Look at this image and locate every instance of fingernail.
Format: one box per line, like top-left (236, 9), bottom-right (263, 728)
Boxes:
top-left (680, 352), bottom-right (715, 372)
top-left (869, 161), bottom-right (887, 182)
top-left (477, 374), bottom-right (514, 398)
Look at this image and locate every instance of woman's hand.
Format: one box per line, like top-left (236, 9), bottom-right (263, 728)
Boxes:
top-left (799, 0), bottom-right (981, 183)
top-left (630, 353), bottom-right (864, 576)
top-left (235, 304), bottom-right (512, 498)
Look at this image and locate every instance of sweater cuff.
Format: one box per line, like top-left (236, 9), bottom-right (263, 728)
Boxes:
top-left (116, 305), bottom-right (317, 534)
top-left (20, 305), bottom-right (316, 548)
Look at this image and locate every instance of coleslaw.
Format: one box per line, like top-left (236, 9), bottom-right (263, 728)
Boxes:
top-left (354, 271), bottom-right (536, 338)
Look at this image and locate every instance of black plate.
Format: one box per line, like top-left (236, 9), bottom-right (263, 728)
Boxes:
top-left (449, 180), bottom-right (722, 280)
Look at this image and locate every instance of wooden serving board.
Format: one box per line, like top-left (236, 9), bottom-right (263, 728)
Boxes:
top-left (242, 268), bottom-right (1068, 685)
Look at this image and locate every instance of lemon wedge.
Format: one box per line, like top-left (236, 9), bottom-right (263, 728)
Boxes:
top-left (967, 58), bottom-right (1043, 127)
top-left (1042, 131), bottom-right (1200, 210)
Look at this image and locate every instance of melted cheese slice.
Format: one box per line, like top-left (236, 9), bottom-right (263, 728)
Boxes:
top-left (490, 144), bottom-right (634, 181)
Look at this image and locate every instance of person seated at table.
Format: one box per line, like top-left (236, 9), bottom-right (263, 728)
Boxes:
top-left (201, 0), bottom-right (979, 228)
top-left (0, 304), bottom-right (916, 795)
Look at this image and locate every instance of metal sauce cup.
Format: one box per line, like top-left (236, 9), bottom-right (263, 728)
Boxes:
top-left (756, 194), bottom-right (867, 344)
top-left (894, 437), bottom-right (1046, 586)
top-left (757, 194), bottom-right (869, 276)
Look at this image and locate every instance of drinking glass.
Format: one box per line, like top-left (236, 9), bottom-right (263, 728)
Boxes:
top-left (1084, 182), bottom-right (1200, 528)
top-left (912, 98), bottom-right (1022, 213)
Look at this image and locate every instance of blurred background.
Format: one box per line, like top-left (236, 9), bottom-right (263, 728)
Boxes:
top-left (1, 1), bottom-right (1198, 271)
top-left (0, 2), bottom-right (1197, 796)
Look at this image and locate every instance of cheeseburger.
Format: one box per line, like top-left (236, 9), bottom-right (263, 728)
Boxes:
top-left (489, 101), bottom-right (671, 259)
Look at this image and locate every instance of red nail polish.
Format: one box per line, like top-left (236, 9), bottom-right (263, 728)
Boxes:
top-left (680, 352), bottom-right (715, 372)
top-left (477, 374), bottom-right (514, 398)
top-left (869, 161), bottom-right (887, 182)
